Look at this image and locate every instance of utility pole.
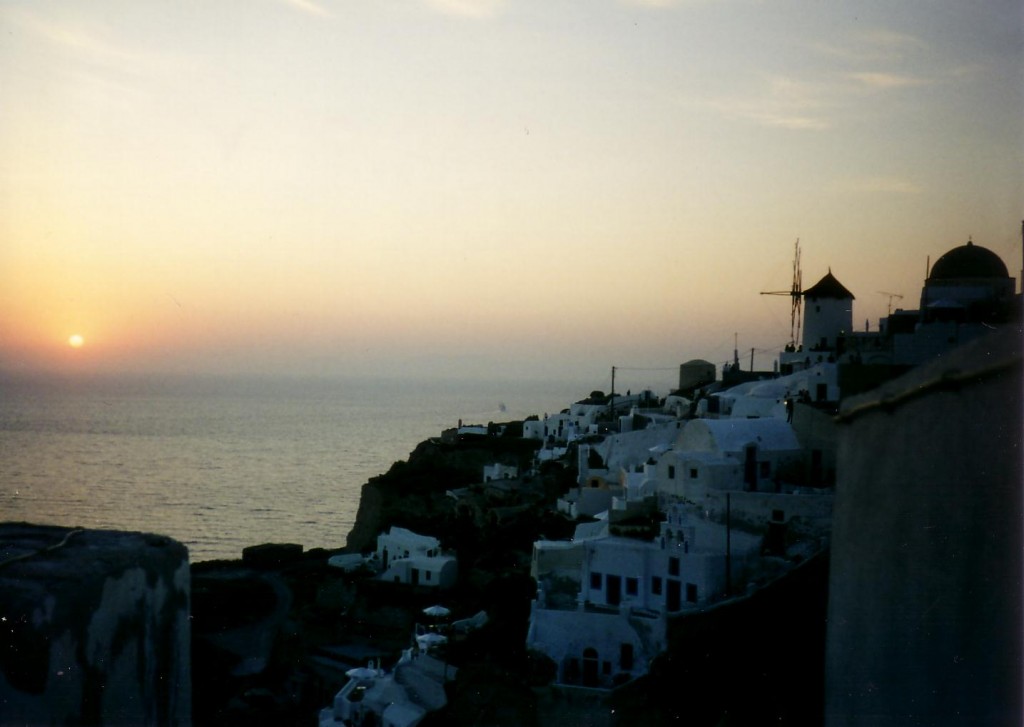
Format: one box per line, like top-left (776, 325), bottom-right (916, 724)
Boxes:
top-left (609, 366), bottom-right (616, 420)
top-left (725, 493), bottom-right (732, 597)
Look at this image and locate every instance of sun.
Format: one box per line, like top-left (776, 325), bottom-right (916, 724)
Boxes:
top-left (68, 334), bottom-right (85, 349)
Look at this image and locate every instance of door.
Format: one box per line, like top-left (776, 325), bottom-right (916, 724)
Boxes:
top-left (606, 575), bottom-right (621, 606)
top-left (744, 445), bottom-right (757, 491)
top-left (667, 579), bottom-right (681, 612)
top-left (582, 648), bottom-right (599, 687)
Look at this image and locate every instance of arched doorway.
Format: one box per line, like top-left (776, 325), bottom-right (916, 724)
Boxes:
top-left (582, 647), bottom-right (599, 687)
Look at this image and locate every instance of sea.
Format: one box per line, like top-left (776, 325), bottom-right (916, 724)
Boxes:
top-left (0, 373), bottom-right (587, 562)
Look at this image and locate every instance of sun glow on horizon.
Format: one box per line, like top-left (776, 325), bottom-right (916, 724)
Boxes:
top-left (0, 1), bottom-right (1019, 380)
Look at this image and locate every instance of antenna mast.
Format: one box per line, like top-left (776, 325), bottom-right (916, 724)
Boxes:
top-left (878, 291), bottom-right (904, 316)
top-left (760, 239), bottom-right (803, 349)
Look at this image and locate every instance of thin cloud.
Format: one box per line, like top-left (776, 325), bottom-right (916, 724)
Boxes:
top-left (618, 0), bottom-right (710, 7)
top-left (12, 10), bottom-right (190, 77)
top-left (704, 100), bottom-right (830, 130)
top-left (847, 72), bottom-right (930, 90)
top-left (422, 0), bottom-right (506, 18)
top-left (704, 74), bottom-right (832, 131)
top-left (25, 17), bottom-right (140, 66)
top-left (860, 28), bottom-right (927, 54)
top-left (281, 0), bottom-right (332, 17)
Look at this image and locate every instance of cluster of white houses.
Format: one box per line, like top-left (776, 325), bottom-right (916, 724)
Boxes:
top-left (523, 238), bottom-right (1018, 689)
top-left (320, 238), bottom-right (1019, 721)
top-left (525, 398), bottom-right (835, 688)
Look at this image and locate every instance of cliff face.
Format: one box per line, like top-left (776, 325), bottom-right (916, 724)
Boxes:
top-left (345, 434), bottom-right (541, 553)
top-left (345, 478), bottom-right (386, 553)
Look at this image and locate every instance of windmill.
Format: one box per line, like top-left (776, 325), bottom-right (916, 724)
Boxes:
top-left (761, 239), bottom-right (803, 350)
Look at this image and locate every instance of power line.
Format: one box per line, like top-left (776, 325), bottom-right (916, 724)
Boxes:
top-left (610, 366), bottom-right (678, 372)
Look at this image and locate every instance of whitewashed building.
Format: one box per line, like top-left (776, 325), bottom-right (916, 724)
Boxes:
top-left (656, 417), bottom-right (802, 497)
top-left (319, 651), bottom-right (456, 727)
top-left (375, 527), bottom-right (458, 589)
top-left (527, 504), bottom-right (762, 689)
top-left (522, 402), bottom-right (607, 445)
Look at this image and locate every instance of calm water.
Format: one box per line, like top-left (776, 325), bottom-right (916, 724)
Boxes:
top-left (0, 373), bottom-right (582, 562)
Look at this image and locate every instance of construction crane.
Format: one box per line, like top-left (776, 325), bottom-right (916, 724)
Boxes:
top-left (761, 239), bottom-right (803, 350)
top-left (878, 291), bottom-right (904, 316)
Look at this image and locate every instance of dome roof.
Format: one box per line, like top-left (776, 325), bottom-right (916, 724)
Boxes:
top-left (929, 241), bottom-right (1009, 281)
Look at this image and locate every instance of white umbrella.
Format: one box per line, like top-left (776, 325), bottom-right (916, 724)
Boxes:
top-left (345, 666), bottom-right (379, 680)
top-left (416, 632), bottom-right (448, 649)
top-left (422, 604), bottom-right (451, 618)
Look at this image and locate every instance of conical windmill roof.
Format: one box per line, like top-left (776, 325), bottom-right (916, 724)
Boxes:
top-left (803, 269), bottom-right (854, 300)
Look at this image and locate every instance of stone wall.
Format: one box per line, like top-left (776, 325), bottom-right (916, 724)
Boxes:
top-left (825, 327), bottom-right (1022, 726)
top-left (0, 524), bottom-right (191, 725)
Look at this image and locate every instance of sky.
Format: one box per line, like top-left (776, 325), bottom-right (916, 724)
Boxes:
top-left (1, 0), bottom-right (1021, 390)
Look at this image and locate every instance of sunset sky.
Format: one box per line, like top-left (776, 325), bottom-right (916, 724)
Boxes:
top-left (2, 0), bottom-right (1021, 389)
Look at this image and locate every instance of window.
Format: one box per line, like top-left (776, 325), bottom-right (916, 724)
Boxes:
top-left (668, 557), bottom-right (680, 576)
top-left (425, 571), bottom-right (432, 582)
top-left (626, 577), bottom-right (638, 596)
top-left (566, 658), bottom-right (580, 683)
top-left (590, 572), bottom-right (602, 590)
top-left (689, 468), bottom-right (698, 479)
top-left (620, 643), bottom-right (634, 670)
top-left (667, 465), bottom-right (676, 479)
top-left (602, 661), bottom-right (612, 675)
top-left (651, 576), bottom-right (663, 595)
top-left (686, 583), bottom-right (698, 603)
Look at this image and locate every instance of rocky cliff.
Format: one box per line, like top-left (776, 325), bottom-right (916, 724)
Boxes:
top-left (345, 430), bottom-right (542, 553)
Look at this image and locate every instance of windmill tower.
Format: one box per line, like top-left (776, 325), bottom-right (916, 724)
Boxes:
top-left (802, 268), bottom-right (855, 352)
top-left (761, 239), bottom-right (803, 350)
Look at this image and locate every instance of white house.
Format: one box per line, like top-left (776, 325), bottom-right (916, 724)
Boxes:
top-left (526, 604), bottom-right (665, 689)
top-left (704, 362), bottom-right (840, 420)
top-left (590, 420), bottom-right (683, 474)
top-left (522, 403), bottom-right (606, 446)
top-left (577, 515), bottom-right (761, 613)
top-left (657, 417), bottom-right (802, 495)
top-left (656, 449), bottom-right (743, 499)
top-left (522, 419), bottom-right (546, 441)
top-left (557, 484), bottom-right (623, 519)
top-left (526, 504), bottom-right (762, 689)
top-left (320, 651), bottom-right (455, 727)
top-left (375, 527), bottom-right (458, 589)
